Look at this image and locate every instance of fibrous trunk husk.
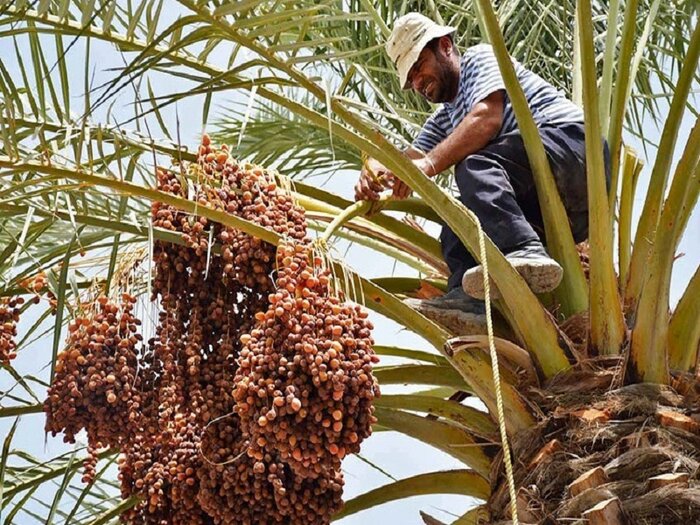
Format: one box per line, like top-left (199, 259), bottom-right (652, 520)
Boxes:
top-left (487, 358), bottom-right (700, 524)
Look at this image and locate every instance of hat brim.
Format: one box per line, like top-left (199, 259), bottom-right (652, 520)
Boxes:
top-left (397, 26), bottom-right (456, 90)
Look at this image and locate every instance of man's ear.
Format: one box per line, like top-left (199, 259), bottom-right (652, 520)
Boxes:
top-left (439, 36), bottom-right (453, 57)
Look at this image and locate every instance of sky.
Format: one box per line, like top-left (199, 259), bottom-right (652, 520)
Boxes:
top-left (0, 4), bottom-right (698, 525)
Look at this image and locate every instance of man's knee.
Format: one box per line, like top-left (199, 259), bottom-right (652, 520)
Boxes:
top-left (454, 153), bottom-right (514, 198)
top-left (454, 154), bottom-right (483, 181)
top-left (453, 155), bottom-right (488, 204)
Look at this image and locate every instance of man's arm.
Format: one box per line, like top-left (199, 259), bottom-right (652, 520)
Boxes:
top-left (357, 91), bottom-right (504, 200)
top-left (390, 91), bottom-right (504, 198)
top-left (404, 147), bottom-right (425, 160)
top-left (416, 90), bottom-right (505, 177)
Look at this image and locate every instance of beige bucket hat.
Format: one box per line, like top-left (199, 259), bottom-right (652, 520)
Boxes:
top-left (386, 13), bottom-right (456, 89)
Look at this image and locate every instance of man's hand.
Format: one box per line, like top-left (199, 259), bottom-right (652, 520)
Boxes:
top-left (391, 157), bottom-right (434, 200)
top-left (391, 176), bottom-right (412, 200)
top-left (356, 154), bottom-right (435, 201)
top-left (355, 157), bottom-right (394, 201)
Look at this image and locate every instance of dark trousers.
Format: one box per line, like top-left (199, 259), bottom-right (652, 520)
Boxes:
top-left (442, 122), bottom-right (610, 290)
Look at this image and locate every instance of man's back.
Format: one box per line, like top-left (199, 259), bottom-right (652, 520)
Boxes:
top-left (413, 43), bottom-right (583, 153)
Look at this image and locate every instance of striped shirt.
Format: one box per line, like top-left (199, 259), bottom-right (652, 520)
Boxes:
top-left (412, 44), bottom-right (583, 153)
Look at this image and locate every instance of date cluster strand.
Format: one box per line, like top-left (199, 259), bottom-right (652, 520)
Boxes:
top-left (0, 296), bottom-right (23, 364)
top-left (43, 135), bottom-right (380, 525)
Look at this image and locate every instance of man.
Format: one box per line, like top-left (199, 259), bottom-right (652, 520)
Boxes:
top-left (355, 13), bottom-right (608, 331)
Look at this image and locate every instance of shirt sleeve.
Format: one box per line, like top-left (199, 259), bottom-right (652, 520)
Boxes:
top-left (465, 44), bottom-right (506, 112)
top-left (411, 106), bottom-right (450, 153)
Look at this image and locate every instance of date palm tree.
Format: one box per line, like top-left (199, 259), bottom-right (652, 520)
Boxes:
top-left (0, 1), bottom-right (698, 523)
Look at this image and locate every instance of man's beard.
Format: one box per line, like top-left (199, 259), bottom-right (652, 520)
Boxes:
top-left (428, 54), bottom-right (459, 103)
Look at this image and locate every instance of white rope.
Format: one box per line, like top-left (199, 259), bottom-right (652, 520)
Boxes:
top-left (475, 215), bottom-right (520, 525)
